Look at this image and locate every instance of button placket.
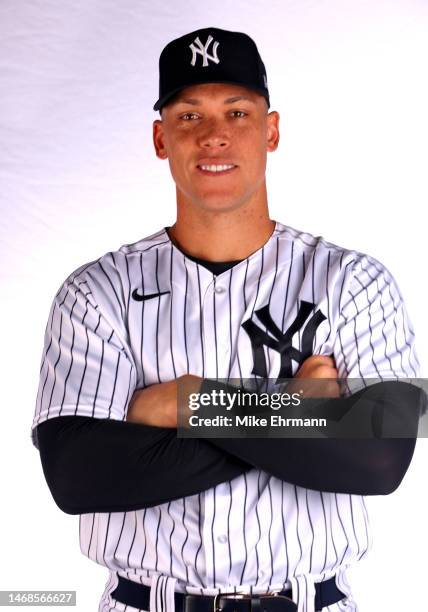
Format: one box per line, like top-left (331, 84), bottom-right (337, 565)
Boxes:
top-left (213, 278), bottom-right (231, 360)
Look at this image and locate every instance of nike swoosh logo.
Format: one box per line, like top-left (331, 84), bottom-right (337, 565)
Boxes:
top-left (132, 289), bottom-right (171, 302)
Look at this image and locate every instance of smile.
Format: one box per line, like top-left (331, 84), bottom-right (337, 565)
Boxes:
top-left (197, 164), bottom-right (237, 174)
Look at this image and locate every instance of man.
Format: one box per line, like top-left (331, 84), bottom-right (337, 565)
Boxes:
top-left (32, 27), bottom-right (421, 612)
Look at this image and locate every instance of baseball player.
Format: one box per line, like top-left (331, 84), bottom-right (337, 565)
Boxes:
top-left (31, 27), bottom-right (421, 612)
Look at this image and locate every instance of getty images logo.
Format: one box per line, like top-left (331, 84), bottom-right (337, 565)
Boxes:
top-left (189, 35), bottom-right (220, 67)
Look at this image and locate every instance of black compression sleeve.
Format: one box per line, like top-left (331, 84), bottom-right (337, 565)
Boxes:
top-left (36, 382), bottom-right (424, 516)
top-left (209, 437), bottom-right (416, 495)
top-left (198, 379), bottom-right (424, 495)
top-left (36, 416), bottom-right (252, 515)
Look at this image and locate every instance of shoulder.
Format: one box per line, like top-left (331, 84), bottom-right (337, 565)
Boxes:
top-left (273, 221), bottom-right (406, 315)
top-left (55, 227), bottom-right (170, 299)
top-left (274, 220), bottom-right (395, 281)
top-left (119, 227), bottom-right (170, 255)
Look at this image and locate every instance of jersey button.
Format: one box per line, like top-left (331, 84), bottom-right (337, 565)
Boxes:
top-left (217, 535), bottom-right (228, 543)
top-left (215, 286), bottom-right (226, 294)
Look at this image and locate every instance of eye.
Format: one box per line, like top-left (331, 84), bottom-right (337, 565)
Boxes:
top-left (230, 110), bottom-right (248, 118)
top-left (180, 112), bottom-right (200, 121)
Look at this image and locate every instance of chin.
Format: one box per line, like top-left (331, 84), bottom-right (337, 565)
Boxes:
top-left (195, 197), bottom-right (247, 214)
top-left (192, 189), bottom-right (253, 213)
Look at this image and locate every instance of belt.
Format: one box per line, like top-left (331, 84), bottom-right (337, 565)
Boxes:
top-left (111, 575), bottom-right (346, 612)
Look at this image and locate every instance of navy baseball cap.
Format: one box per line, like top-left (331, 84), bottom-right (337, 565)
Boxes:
top-left (153, 27), bottom-right (270, 111)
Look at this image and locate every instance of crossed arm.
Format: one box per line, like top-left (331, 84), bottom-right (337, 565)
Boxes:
top-left (36, 356), bottom-right (422, 515)
top-left (126, 357), bottom-right (420, 494)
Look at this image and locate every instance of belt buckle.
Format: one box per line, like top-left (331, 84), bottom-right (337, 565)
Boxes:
top-left (213, 591), bottom-right (296, 612)
top-left (213, 591), bottom-right (252, 612)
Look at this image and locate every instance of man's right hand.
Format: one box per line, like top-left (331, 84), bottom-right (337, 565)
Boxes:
top-left (126, 374), bottom-right (202, 428)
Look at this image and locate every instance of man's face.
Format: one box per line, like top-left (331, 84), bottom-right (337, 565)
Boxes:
top-left (153, 83), bottom-right (279, 214)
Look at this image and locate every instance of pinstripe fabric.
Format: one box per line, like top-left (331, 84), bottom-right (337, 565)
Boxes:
top-left (31, 221), bottom-right (420, 612)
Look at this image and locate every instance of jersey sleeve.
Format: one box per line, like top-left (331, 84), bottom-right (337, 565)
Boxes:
top-left (31, 259), bottom-right (137, 449)
top-left (333, 253), bottom-right (420, 382)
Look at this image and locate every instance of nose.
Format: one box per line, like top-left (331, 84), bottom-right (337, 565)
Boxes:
top-left (197, 118), bottom-right (230, 149)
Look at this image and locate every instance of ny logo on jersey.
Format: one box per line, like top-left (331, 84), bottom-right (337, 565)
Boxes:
top-left (189, 35), bottom-right (220, 67)
top-left (242, 300), bottom-right (327, 382)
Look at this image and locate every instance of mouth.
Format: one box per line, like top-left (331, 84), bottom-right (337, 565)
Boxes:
top-left (196, 163), bottom-right (237, 176)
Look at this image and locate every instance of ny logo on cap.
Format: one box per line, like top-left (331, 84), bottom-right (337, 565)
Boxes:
top-left (189, 35), bottom-right (220, 67)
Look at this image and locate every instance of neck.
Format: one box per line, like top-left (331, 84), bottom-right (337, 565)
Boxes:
top-left (168, 188), bottom-right (275, 262)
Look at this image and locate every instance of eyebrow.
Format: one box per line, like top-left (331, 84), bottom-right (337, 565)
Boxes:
top-left (174, 95), bottom-right (256, 105)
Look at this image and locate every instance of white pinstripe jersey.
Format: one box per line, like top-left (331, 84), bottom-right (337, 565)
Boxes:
top-left (31, 221), bottom-right (420, 612)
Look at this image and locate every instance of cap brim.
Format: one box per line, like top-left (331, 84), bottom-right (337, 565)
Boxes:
top-left (153, 79), bottom-right (270, 111)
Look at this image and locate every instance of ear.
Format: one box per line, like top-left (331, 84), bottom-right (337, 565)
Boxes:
top-left (266, 111), bottom-right (280, 152)
top-left (153, 119), bottom-right (168, 160)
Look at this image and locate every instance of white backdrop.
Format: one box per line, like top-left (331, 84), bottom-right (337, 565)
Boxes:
top-left (1, 1), bottom-right (427, 610)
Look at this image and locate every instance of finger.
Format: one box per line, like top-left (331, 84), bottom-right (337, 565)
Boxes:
top-left (312, 365), bottom-right (338, 379)
top-left (312, 355), bottom-right (336, 367)
top-left (297, 355), bottom-right (335, 372)
top-left (295, 366), bottom-right (338, 380)
top-left (298, 380), bottom-right (341, 399)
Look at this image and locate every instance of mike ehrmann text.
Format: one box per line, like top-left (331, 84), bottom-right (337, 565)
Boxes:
top-left (187, 415), bottom-right (327, 427)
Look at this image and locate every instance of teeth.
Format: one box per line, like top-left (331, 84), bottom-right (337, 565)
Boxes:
top-left (199, 164), bottom-right (235, 172)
